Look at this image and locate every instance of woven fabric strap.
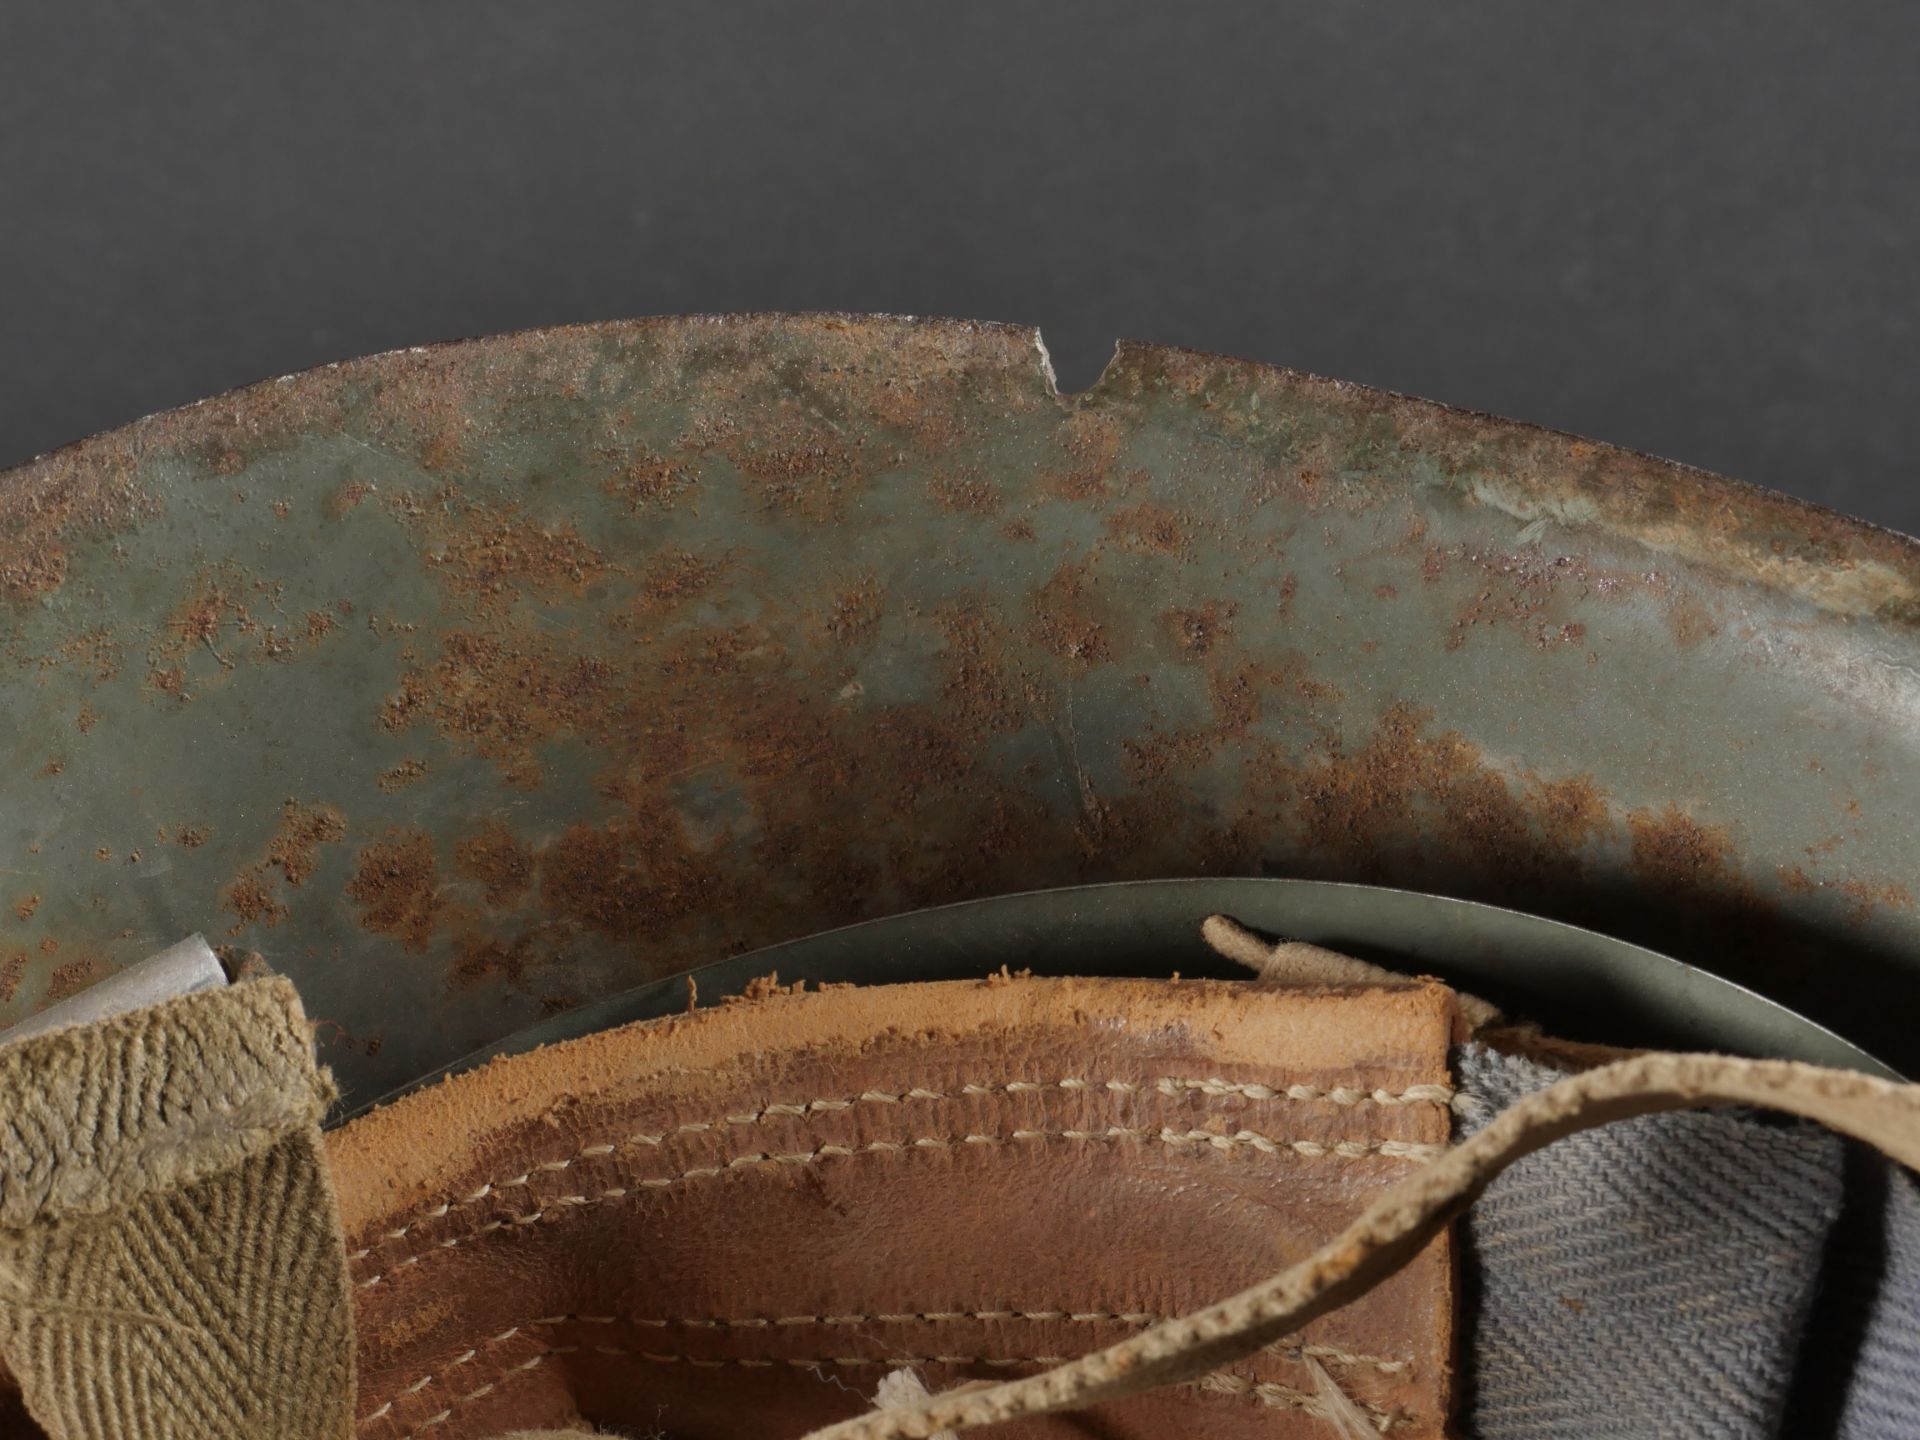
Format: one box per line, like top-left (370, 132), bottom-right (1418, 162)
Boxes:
top-left (0, 977), bottom-right (353, 1440)
top-left (799, 1051), bottom-right (1920, 1440)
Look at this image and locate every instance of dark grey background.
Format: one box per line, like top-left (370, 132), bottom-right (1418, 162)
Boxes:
top-left (4, 3), bottom-right (1915, 532)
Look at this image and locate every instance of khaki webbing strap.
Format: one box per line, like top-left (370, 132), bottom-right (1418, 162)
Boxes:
top-left (801, 1052), bottom-right (1920, 1439)
top-left (0, 977), bottom-right (353, 1440)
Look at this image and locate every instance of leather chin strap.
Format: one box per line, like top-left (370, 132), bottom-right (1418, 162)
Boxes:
top-left (801, 1052), bottom-right (1920, 1440)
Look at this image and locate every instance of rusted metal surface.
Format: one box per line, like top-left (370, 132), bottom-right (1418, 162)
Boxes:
top-left (3, 313), bottom-right (1917, 1100)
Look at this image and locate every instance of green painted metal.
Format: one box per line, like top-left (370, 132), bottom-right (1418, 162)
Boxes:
top-left (3, 314), bottom-right (1916, 1105)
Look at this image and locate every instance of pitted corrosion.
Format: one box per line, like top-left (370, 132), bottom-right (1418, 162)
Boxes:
top-left (3, 314), bottom-right (1918, 1093)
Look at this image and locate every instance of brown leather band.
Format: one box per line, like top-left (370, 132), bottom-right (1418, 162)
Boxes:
top-left (332, 976), bottom-right (1460, 1438)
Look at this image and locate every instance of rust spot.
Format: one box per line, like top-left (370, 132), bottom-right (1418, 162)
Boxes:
top-left (75, 704), bottom-right (99, 734)
top-left (1045, 409), bottom-right (1122, 501)
top-left (46, 956), bottom-right (105, 1001)
top-left (456, 819), bottom-right (534, 908)
top-left (12, 894), bottom-right (39, 921)
top-left (1163, 601), bottom-right (1235, 657)
top-left (1105, 502), bottom-right (1187, 554)
top-left (272, 498), bottom-right (291, 520)
top-left (1626, 806), bottom-right (1740, 896)
top-left (346, 828), bottom-right (445, 953)
top-left (1000, 518), bottom-right (1036, 543)
top-left (38, 757), bottom-right (63, 778)
top-left (450, 930), bottom-right (539, 989)
top-left (306, 610), bottom-right (337, 643)
top-left (0, 438), bottom-right (153, 604)
top-left (38, 938), bottom-right (57, 954)
top-left (724, 420), bottom-right (870, 522)
top-left (377, 758), bottom-right (429, 793)
top-left (176, 824), bottom-right (211, 848)
top-left (383, 629), bottom-right (616, 788)
top-left (1777, 864), bottom-right (1817, 894)
top-left (93, 848), bottom-right (111, 862)
top-left (0, 952), bottom-right (25, 1004)
top-left (1373, 583), bottom-right (1399, 601)
top-left (826, 576), bottom-right (884, 642)
top-left (1030, 560), bottom-right (1111, 669)
top-left (271, 801), bottom-right (347, 885)
top-left (329, 478), bottom-right (372, 516)
top-left (636, 550), bottom-right (728, 615)
top-left (935, 604), bottom-right (1030, 735)
top-left (1525, 775), bottom-right (1609, 849)
top-left (422, 502), bottom-right (608, 607)
top-left (607, 452), bottom-right (698, 512)
top-left (1840, 878), bottom-right (1913, 921)
top-left (1664, 591), bottom-right (1719, 648)
top-left (221, 800), bottom-right (347, 930)
top-left (1275, 703), bottom-right (1614, 889)
top-left (537, 803), bottom-right (731, 938)
top-left (930, 469), bottom-right (1001, 515)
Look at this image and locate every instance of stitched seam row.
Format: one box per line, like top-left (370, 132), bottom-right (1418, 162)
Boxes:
top-left (377, 1343), bottom-right (1399, 1438)
top-left (347, 1075), bottom-right (1452, 1261)
top-left (353, 1126), bottom-right (1443, 1290)
top-left (359, 1310), bottom-right (1407, 1422)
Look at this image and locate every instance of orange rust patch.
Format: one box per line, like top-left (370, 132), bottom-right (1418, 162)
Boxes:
top-left (221, 800), bottom-right (347, 931)
top-left (537, 803), bottom-right (731, 938)
top-left (1626, 806), bottom-right (1740, 896)
top-left (306, 609), bottom-right (337, 643)
top-left (176, 823), bottom-right (211, 848)
top-left (1163, 601), bottom-right (1236, 657)
top-left (1030, 560), bottom-right (1111, 669)
top-left (1777, 864), bottom-right (1818, 894)
top-left (0, 952), bottom-right (25, 1004)
top-left (46, 956), bottom-right (106, 1002)
top-left (382, 628), bottom-right (616, 788)
top-left (450, 930), bottom-right (539, 989)
top-left (1274, 702), bottom-right (1616, 887)
top-left (636, 550), bottom-right (728, 615)
top-left (0, 444), bottom-right (152, 604)
top-left (456, 819), bottom-right (534, 908)
top-left (825, 575), bottom-right (884, 642)
top-left (930, 469), bottom-right (1001, 515)
top-left (1045, 408), bottom-right (1122, 501)
top-left (1840, 878), bottom-right (1913, 921)
top-left (377, 758), bottom-right (429, 793)
top-left (1000, 517), bottom-right (1037, 543)
top-left (1664, 591), bottom-right (1719, 648)
top-left (38, 757), bottom-right (63, 778)
top-left (1105, 502), bottom-right (1187, 554)
top-left (13, 894), bottom-right (39, 922)
top-left (329, 478), bottom-right (372, 517)
top-left (607, 451), bottom-right (698, 512)
top-left (723, 418), bottom-right (871, 522)
top-left (421, 502), bottom-right (608, 606)
top-left (346, 829), bottom-right (445, 953)
top-left (935, 604), bottom-right (1030, 735)
top-left (1524, 774), bottom-right (1609, 848)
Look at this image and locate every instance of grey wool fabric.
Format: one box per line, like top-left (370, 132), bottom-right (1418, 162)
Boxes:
top-left (0, 977), bottom-right (353, 1440)
top-left (1456, 1042), bottom-right (1920, 1440)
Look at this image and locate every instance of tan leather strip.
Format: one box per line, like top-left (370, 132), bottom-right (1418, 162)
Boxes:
top-left (798, 1052), bottom-right (1920, 1439)
top-left (337, 976), bottom-right (1458, 1439)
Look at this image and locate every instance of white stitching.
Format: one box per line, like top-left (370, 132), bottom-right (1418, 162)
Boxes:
top-left (352, 1126), bottom-right (1440, 1290)
top-left (361, 1311), bottom-right (1410, 1430)
top-left (345, 1075), bottom-right (1450, 1259)
top-left (378, 1341), bottom-right (1399, 1438)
